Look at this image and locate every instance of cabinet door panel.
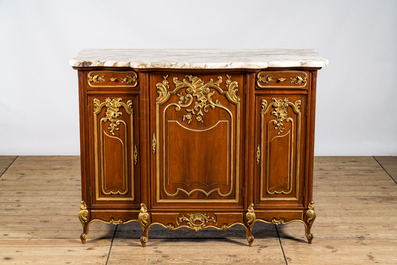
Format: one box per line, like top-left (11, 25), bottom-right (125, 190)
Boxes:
top-left (88, 95), bottom-right (139, 202)
top-left (255, 95), bottom-right (306, 205)
top-left (151, 73), bottom-right (243, 205)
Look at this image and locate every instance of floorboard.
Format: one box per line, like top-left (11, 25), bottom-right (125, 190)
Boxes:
top-left (0, 156), bottom-right (113, 265)
top-left (108, 238), bottom-right (286, 265)
top-left (374, 156), bottom-right (397, 183)
top-left (281, 238), bottom-right (397, 265)
top-left (0, 156), bottom-right (396, 264)
top-left (0, 156), bottom-right (17, 177)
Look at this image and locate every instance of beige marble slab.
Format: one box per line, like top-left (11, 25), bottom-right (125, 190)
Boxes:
top-left (70, 49), bottom-right (328, 69)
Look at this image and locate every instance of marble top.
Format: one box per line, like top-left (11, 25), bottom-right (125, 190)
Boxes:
top-left (69, 49), bottom-right (328, 69)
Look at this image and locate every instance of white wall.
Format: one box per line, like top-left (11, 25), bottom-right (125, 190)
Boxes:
top-left (0, 0), bottom-right (396, 155)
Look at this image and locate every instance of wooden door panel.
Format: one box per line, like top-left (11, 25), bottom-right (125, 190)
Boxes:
top-left (152, 73), bottom-right (243, 204)
top-left (166, 120), bottom-right (230, 193)
top-left (255, 95), bottom-right (306, 205)
top-left (88, 95), bottom-right (139, 202)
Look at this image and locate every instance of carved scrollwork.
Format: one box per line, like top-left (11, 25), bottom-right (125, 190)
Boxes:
top-left (261, 98), bottom-right (301, 135)
top-left (290, 75), bottom-right (307, 85)
top-left (306, 201), bottom-right (316, 226)
top-left (78, 201), bottom-right (88, 226)
top-left (156, 74), bottom-right (239, 124)
top-left (178, 213), bottom-right (216, 232)
top-left (156, 75), bottom-right (170, 104)
top-left (304, 201), bottom-right (316, 243)
top-left (93, 98), bottom-right (133, 136)
top-left (107, 219), bottom-right (126, 225)
top-left (271, 218), bottom-right (286, 225)
top-left (173, 75), bottom-right (223, 124)
top-left (120, 73), bottom-right (138, 86)
top-left (257, 74), bottom-right (274, 85)
top-left (225, 74), bottom-right (240, 104)
top-left (138, 203), bottom-right (149, 228)
top-left (88, 71), bottom-right (138, 87)
top-left (166, 224), bottom-right (176, 230)
top-left (88, 74), bottom-right (105, 84)
top-left (257, 71), bottom-right (307, 88)
top-left (246, 203), bottom-right (256, 226)
top-left (272, 98), bottom-right (290, 134)
top-left (257, 72), bottom-right (288, 87)
top-left (261, 99), bottom-right (268, 111)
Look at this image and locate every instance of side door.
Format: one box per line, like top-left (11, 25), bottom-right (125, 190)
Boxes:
top-left (86, 70), bottom-right (140, 207)
top-left (254, 71), bottom-right (309, 210)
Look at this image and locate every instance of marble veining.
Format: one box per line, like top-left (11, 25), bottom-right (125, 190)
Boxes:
top-left (69, 49), bottom-right (328, 69)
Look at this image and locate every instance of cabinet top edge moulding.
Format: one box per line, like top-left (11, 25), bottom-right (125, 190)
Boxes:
top-left (69, 49), bottom-right (328, 69)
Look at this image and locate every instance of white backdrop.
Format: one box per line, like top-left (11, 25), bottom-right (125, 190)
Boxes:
top-left (0, 0), bottom-right (396, 155)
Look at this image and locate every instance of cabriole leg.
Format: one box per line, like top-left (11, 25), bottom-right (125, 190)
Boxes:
top-left (140, 226), bottom-right (149, 247)
top-left (80, 222), bottom-right (90, 244)
top-left (246, 227), bottom-right (254, 247)
top-left (304, 223), bottom-right (313, 244)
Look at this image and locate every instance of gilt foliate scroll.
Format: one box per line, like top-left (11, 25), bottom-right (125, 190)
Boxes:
top-left (156, 74), bottom-right (240, 124)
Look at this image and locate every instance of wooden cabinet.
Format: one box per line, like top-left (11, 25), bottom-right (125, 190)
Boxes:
top-left (72, 49), bottom-right (326, 247)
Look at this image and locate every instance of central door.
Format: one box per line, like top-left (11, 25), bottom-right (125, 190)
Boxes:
top-left (150, 72), bottom-right (244, 208)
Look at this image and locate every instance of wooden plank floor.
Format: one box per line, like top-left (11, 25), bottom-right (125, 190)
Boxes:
top-left (0, 156), bottom-right (396, 264)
